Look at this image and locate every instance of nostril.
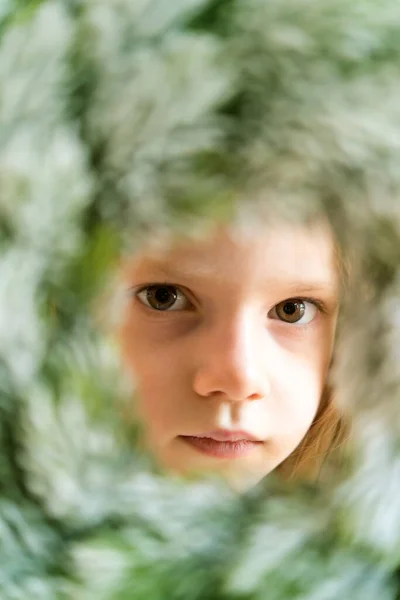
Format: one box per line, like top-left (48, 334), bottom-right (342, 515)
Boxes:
top-left (248, 392), bottom-right (263, 401)
top-left (193, 375), bottom-right (266, 403)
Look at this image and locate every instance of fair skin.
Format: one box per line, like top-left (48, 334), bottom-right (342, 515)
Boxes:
top-left (117, 221), bottom-right (340, 490)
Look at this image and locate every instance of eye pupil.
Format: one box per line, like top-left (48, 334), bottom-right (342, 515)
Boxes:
top-left (154, 287), bottom-right (172, 304)
top-left (283, 302), bottom-right (297, 315)
top-left (147, 285), bottom-right (177, 310)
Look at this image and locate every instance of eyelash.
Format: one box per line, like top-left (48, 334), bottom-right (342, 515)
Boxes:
top-left (130, 283), bottom-right (327, 321)
top-left (298, 297), bottom-right (326, 313)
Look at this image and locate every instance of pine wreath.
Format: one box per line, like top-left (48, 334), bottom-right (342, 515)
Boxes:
top-left (1, 1), bottom-right (400, 598)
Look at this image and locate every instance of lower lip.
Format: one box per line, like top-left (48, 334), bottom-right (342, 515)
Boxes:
top-left (180, 436), bottom-right (261, 459)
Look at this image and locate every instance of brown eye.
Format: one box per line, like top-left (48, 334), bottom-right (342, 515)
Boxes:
top-left (136, 284), bottom-right (189, 311)
top-left (270, 299), bottom-right (317, 324)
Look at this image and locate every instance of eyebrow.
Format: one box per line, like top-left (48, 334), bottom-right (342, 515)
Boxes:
top-left (280, 281), bottom-right (337, 294)
top-left (135, 261), bottom-right (219, 280)
top-left (136, 262), bottom-right (337, 294)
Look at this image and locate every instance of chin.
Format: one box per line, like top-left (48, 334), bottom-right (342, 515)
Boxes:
top-left (171, 457), bottom-right (272, 492)
top-left (221, 469), bottom-right (268, 492)
top-left (153, 440), bottom-right (277, 490)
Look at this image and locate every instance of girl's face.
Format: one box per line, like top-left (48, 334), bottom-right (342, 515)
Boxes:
top-left (118, 222), bottom-right (340, 489)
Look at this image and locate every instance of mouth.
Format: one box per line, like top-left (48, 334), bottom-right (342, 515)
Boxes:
top-left (179, 430), bottom-right (263, 459)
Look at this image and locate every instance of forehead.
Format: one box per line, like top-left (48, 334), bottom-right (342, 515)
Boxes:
top-left (125, 221), bottom-right (338, 291)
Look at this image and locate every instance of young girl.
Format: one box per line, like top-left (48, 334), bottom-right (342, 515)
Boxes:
top-left (116, 214), bottom-right (348, 491)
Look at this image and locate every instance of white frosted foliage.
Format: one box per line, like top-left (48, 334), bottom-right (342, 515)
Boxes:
top-left (0, 248), bottom-right (48, 386)
top-left (0, 2), bottom-right (72, 131)
top-left (0, 126), bottom-right (92, 254)
top-left (337, 421), bottom-right (400, 565)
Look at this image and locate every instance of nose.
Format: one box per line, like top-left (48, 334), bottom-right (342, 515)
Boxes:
top-left (192, 311), bottom-right (269, 403)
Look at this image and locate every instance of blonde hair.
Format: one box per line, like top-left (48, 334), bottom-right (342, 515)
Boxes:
top-left (276, 384), bottom-right (349, 481)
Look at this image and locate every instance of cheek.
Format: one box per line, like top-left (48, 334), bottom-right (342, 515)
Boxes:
top-left (119, 318), bottom-right (188, 431)
top-left (268, 349), bottom-right (328, 448)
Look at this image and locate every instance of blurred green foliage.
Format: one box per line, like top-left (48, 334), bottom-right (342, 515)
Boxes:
top-left (1, 0), bottom-right (400, 598)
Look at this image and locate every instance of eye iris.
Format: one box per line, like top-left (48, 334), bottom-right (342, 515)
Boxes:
top-left (277, 300), bottom-right (305, 323)
top-left (147, 285), bottom-right (177, 310)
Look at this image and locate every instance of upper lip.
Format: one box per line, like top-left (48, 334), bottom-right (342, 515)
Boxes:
top-left (185, 429), bottom-right (261, 442)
